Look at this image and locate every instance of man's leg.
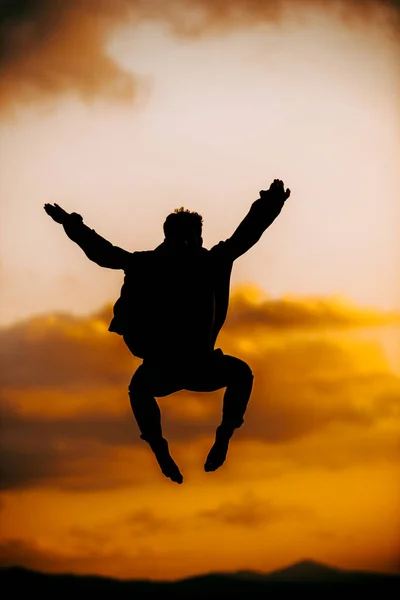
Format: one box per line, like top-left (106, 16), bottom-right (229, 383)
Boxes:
top-left (128, 363), bottom-right (184, 484)
top-left (185, 351), bottom-right (254, 472)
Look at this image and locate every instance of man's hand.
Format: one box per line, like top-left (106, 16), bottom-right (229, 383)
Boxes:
top-left (44, 203), bottom-right (71, 224)
top-left (259, 179), bottom-right (291, 204)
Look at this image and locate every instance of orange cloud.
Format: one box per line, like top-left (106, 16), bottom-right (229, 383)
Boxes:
top-left (199, 492), bottom-right (313, 527)
top-left (0, 537), bottom-right (162, 579)
top-left (226, 286), bottom-right (400, 331)
top-left (0, 308), bottom-right (134, 390)
top-left (1, 0), bottom-right (398, 114)
top-left (1, 290), bottom-right (398, 390)
top-left (1, 288), bottom-right (399, 494)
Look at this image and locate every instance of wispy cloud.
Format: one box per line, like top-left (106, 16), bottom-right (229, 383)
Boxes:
top-left (199, 493), bottom-right (313, 527)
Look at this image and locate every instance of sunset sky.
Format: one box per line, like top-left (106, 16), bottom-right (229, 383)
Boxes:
top-left (0, 0), bottom-right (399, 580)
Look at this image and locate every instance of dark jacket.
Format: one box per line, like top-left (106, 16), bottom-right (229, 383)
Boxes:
top-left (63, 196), bottom-right (285, 360)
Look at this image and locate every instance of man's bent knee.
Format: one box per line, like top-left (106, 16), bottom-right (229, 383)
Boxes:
top-left (128, 366), bottom-right (150, 399)
top-left (231, 359), bottom-right (253, 386)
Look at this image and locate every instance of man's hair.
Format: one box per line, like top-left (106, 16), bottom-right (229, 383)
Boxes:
top-left (163, 207), bottom-right (203, 239)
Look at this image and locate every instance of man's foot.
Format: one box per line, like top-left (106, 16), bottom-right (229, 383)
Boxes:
top-left (204, 426), bottom-right (233, 472)
top-left (149, 438), bottom-right (183, 484)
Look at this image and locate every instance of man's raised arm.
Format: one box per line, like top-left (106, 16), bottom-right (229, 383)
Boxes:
top-left (44, 203), bottom-right (131, 270)
top-left (216, 179), bottom-right (291, 261)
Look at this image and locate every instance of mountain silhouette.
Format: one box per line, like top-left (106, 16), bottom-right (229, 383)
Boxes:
top-left (1, 560), bottom-right (398, 597)
top-left (267, 558), bottom-right (344, 581)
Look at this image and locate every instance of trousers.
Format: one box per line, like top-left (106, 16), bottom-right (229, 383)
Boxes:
top-left (124, 341), bottom-right (254, 442)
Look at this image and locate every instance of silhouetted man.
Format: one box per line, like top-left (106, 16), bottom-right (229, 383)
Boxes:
top-left (44, 179), bottom-right (290, 484)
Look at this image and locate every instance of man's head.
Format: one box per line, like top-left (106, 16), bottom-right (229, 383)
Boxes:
top-left (163, 207), bottom-right (203, 248)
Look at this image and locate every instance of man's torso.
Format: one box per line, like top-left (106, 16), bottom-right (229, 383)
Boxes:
top-left (109, 243), bottom-right (233, 360)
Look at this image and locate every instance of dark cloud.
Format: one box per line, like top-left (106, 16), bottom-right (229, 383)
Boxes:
top-left (0, 403), bottom-right (165, 490)
top-left (0, 537), bottom-right (159, 579)
top-left (1, 295), bottom-right (399, 491)
top-left (199, 493), bottom-right (312, 527)
top-left (70, 510), bottom-right (177, 547)
top-left (68, 527), bottom-right (111, 552)
top-left (125, 509), bottom-right (177, 534)
top-left (0, 0), bottom-right (398, 114)
top-left (1, 371), bottom-right (399, 491)
top-left (0, 307), bottom-right (135, 390)
top-left (226, 291), bottom-right (400, 332)
top-left (0, 538), bottom-right (72, 571)
top-left (0, 0), bottom-right (137, 115)
top-left (1, 294), bottom-right (397, 390)
top-left (242, 341), bottom-right (400, 443)
top-left (0, 395), bottom-right (213, 490)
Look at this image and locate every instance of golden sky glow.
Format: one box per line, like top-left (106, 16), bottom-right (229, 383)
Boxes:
top-left (0, 291), bottom-right (399, 578)
top-left (0, 0), bottom-right (399, 581)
